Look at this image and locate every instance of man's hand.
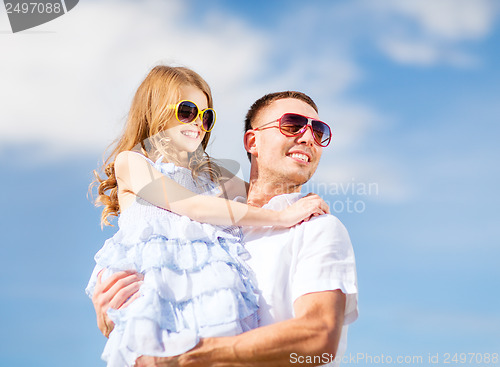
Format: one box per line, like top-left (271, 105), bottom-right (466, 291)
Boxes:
top-left (135, 356), bottom-right (178, 367)
top-left (134, 339), bottom-right (214, 367)
top-left (92, 270), bottom-right (144, 337)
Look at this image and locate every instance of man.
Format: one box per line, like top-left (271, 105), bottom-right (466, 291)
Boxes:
top-left (92, 91), bottom-right (358, 366)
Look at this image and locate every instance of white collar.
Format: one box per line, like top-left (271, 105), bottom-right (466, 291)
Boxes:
top-left (262, 193), bottom-right (303, 211)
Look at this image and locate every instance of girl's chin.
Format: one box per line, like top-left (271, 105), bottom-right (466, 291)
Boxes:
top-left (181, 142), bottom-right (203, 153)
top-left (168, 134), bottom-right (203, 154)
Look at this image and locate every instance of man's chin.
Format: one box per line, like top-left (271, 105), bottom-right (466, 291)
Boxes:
top-left (285, 171), bottom-right (313, 188)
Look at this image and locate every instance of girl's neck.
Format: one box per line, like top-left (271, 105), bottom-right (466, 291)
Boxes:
top-left (158, 151), bottom-right (190, 168)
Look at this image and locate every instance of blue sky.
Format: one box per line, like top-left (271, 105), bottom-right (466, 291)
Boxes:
top-left (1, 0), bottom-right (499, 366)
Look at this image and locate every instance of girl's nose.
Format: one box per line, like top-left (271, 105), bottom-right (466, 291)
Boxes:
top-left (192, 116), bottom-right (202, 127)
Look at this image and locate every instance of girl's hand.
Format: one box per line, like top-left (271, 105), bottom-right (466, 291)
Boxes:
top-left (278, 193), bottom-right (330, 227)
top-left (92, 270), bottom-right (144, 338)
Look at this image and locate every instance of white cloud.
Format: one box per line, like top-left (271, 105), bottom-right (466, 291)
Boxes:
top-left (0, 0), bottom-right (271, 162)
top-left (383, 0), bottom-right (497, 40)
top-left (366, 0), bottom-right (499, 66)
top-left (378, 37), bottom-right (480, 67)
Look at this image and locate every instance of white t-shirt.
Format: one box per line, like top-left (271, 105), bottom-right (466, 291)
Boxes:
top-left (243, 193), bottom-right (358, 366)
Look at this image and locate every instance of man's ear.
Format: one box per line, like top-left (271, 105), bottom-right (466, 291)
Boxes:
top-left (244, 130), bottom-right (258, 158)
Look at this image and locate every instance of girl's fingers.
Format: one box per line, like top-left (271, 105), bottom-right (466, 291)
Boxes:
top-left (315, 198), bottom-right (330, 215)
top-left (322, 205), bottom-right (330, 215)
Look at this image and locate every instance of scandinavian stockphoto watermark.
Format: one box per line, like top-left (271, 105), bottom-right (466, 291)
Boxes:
top-left (290, 352), bottom-right (499, 365)
top-left (304, 179), bottom-right (379, 214)
top-left (3, 0), bottom-right (78, 33)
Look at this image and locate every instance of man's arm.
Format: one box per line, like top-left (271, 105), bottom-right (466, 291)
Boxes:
top-left (136, 290), bottom-right (346, 367)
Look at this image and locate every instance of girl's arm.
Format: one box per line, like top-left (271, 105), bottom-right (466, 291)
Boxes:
top-left (115, 151), bottom-right (328, 227)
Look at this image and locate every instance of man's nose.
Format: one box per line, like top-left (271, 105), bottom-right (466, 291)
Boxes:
top-left (296, 125), bottom-right (315, 146)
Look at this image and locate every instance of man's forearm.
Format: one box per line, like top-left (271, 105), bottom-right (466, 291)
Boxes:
top-left (180, 316), bottom-right (341, 366)
top-left (136, 291), bottom-right (346, 367)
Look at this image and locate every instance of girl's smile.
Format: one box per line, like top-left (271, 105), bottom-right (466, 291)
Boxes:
top-left (180, 128), bottom-right (202, 139)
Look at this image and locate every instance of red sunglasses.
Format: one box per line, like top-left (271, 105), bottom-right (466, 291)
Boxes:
top-left (254, 113), bottom-right (332, 147)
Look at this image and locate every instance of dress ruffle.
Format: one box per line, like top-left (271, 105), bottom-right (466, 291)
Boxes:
top-left (86, 156), bottom-right (259, 367)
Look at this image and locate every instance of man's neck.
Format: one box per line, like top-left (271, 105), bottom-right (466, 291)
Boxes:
top-left (246, 179), bottom-right (302, 207)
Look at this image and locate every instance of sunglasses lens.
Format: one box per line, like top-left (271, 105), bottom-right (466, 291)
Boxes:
top-left (311, 120), bottom-right (331, 146)
top-left (280, 114), bottom-right (308, 135)
top-left (177, 101), bottom-right (198, 123)
top-left (202, 109), bottom-right (215, 131)
top-left (280, 113), bottom-right (331, 146)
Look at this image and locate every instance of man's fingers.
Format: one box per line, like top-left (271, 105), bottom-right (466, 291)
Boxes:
top-left (136, 355), bottom-right (175, 367)
top-left (92, 271), bottom-right (143, 338)
top-left (106, 273), bottom-right (144, 306)
top-left (134, 356), bottom-right (147, 367)
top-left (93, 272), bottom-right (143, 313)
top-left (93, 269), bottom-right (106, 294)
top-left (100, 271), bottom-right (141, 293)
top-left (120, 290), bottom-right (141, 309)
top-left (112, 281), bottom-right (143, 309)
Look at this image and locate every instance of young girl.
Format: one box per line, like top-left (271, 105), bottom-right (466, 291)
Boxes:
top-left (86, 65), bottom-right (327, 366)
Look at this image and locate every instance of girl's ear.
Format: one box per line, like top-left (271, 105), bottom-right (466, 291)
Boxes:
top-left (243, 130), bottom-right (258, 158)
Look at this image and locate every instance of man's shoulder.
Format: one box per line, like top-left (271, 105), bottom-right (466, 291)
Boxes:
top-left (303, 213), bottom-right (348, 234)
top-left (298, 214), bottom-right (352, 248)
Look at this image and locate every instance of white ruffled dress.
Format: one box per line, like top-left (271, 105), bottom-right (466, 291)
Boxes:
top-left (86, 156), bottom-right (259, 366)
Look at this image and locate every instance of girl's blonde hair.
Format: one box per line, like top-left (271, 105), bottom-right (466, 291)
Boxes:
top-left (92, 65), bottom-right (219, 226)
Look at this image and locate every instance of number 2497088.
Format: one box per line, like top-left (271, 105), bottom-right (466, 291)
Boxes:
top-left (443, 353), bottom-right (498, 364)
top-left (5, 2), bottom-right (62, 14)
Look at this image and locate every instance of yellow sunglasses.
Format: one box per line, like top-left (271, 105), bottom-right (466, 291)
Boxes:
top-left (167, 100), bottom-right (216, 132)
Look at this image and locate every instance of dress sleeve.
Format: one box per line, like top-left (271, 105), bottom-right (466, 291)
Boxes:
top-left (291, 215), bottom-right (358, 325)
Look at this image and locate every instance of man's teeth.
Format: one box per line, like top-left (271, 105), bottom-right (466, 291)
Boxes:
top-left (182, 131), bottom-right (198, 138)
top-left (289, 153), bottom-right (309, 162)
